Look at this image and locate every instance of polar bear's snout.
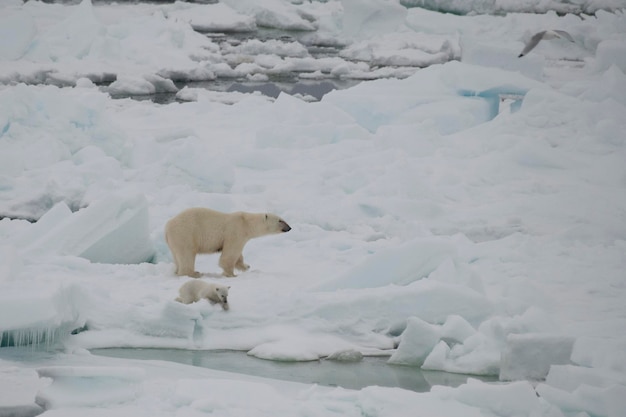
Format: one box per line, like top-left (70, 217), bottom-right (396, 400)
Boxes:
top-left (280, 220), bottom-right (291, 232)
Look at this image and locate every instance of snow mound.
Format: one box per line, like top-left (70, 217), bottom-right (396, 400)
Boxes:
top-left (315, 237), bottom-right (467, 290)
top-left (0, 283), bottom-right (84, 347)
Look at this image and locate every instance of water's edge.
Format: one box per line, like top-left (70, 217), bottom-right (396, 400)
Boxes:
top-left (91, 348), bottom-right (498, 392)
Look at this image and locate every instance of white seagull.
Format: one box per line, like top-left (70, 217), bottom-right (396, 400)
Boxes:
top-left (518, 30), bottom-right (575, 57)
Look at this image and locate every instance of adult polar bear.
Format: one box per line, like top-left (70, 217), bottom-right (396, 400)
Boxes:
top-left (165, 208), bottom-right (291, 277)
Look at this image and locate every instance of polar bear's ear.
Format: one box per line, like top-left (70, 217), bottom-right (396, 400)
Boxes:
top-left (227, 286), bottom-right (231, 289)
top-left (265, 214), bottom-right (268, 221)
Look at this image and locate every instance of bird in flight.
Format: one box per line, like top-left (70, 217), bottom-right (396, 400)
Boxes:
top-left (518, 30), bottom-right (575, 57)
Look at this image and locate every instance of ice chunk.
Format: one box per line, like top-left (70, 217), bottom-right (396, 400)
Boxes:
top-left (422, 311), bottom-right (555, 377)
top-left (422, 341), bottom-right (451, 371)
top-left (165, 2), bottom-right (256, 32)
top-left (108, 74), bottom-right (178, 96)
top-left (22, 193), bottom-right (155, 264)
top-left (341, 32), bottom-right (458, 67)
top-left (0, 10), bottom-right (35, 61)
top-left (35, 366), bottom-right (144, 409)
top-left (223, 0), bottom-right (315, 31)
top-left (401, 0), bottom-right (495, 15)
top-left (247, 340), bottom-right (322, 361)
top-left (247, 332), bottom-right (360, 362)
top-left (388, 317), bottom-right (441, 366)
top-left (499, 333), bottom-right (575, 381)
top-left (75, 77), bottom-right (96, 88)
top-left (441, 315), bottom-right (476, 344)
top-left (422, 332), bottom-right (500, 376)
top-left (326, 349), bottom-right (363, 362)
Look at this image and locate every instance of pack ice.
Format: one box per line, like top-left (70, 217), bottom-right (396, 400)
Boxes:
top-left (1, 0), bottom-right (625, 417)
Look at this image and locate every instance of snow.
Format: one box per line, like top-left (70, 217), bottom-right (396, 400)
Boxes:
top-left (1, 0), bottom-right (626, 416)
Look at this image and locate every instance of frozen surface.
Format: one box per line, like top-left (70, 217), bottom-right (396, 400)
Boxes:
top-left (35, 366), bottom-right (144, 409)
top-left (1, 0), bottom-right (626, 416)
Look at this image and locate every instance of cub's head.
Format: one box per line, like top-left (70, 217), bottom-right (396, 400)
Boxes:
top-left (212, 285), bottom-right (230, 304)
top-left (264, 213), bottom-right (291, 234)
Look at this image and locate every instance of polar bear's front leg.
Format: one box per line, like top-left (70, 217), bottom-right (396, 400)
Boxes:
top-left (177, 251), bottom-right (200, 278)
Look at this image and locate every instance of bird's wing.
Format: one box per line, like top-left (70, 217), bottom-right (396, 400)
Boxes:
top-left (553, 30), bottom-right (575, 43)
top-left (518, 31), bottom-right (547, 57)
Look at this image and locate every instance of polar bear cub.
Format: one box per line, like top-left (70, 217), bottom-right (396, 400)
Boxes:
top-left (165, 207), bottom-right (291, 277)
top-left (175, 280), bottom-right (230, 310)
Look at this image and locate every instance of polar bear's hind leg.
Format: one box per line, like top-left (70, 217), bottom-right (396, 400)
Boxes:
top-left (235, 255), bottom-right (250, 271)
top-left (177, 251), bottom-right (200, 278)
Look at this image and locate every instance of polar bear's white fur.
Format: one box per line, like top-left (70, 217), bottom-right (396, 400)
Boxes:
top-left (175, 280), bottom-right (230, 310)
top-left (165, 207), bottom-right (291, 277)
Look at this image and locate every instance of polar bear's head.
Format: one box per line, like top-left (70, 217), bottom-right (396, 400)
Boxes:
top-left (264, 213), bottom-right (291, 233)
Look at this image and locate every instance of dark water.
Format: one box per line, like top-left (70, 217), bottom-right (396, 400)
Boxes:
top-left (118, 79), bottom-right (360, 105)
top-left (92, 348), bottom-right (497, 392)
top-left (110, 27), bottom-right (359, 104)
